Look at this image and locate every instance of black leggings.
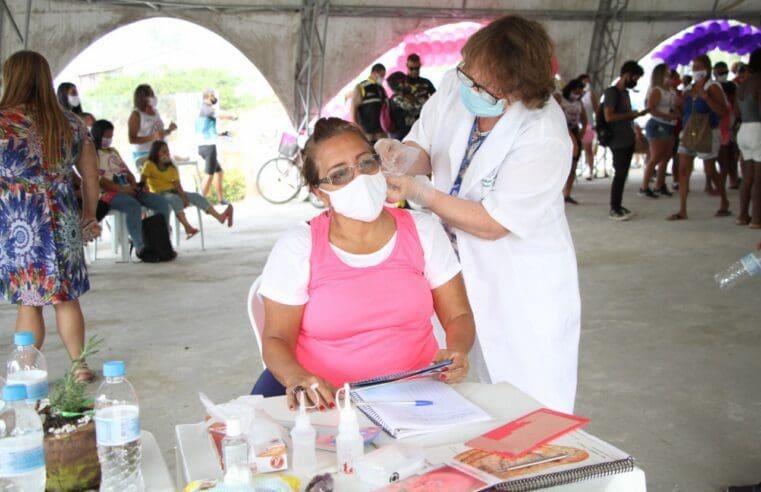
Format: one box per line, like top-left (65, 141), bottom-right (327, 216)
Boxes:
top-left (610, 145), bottom-right (635, 211)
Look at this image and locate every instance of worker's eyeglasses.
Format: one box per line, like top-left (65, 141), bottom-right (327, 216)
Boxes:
top-left (318, 154), bottom-right (381, 186)
top-left (456, 62), bottom-right (500, 105)
top-left (407, 65), bottom-right (421, 72)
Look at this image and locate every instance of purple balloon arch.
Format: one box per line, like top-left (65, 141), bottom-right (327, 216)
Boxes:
top-left (654, 20), bottom-right (761, 67)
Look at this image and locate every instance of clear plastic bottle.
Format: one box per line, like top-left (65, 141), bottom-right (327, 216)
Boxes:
top-left (222, 418), bottom-right (252, 487)
top-left (335, 383), bottom-right (364, 475)
top-left (715, 251), bottom-right (761, 289)
top-left (95, 361), bottom-right (143, 492)
top-left (290, 392), bottom-right (317, 475)
top-left (5, 332), bottom-right (48, 405)
top-left (0, 384), bottom-right (46, 491)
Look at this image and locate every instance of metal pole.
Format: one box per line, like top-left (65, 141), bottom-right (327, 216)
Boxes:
top-left (316, 0), bottom-right (328, 118)
top-left (23, 0), bottom-right (31, 48)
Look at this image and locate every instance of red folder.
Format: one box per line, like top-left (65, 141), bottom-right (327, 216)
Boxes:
top-left (465, 408), bottom-right (589, 459)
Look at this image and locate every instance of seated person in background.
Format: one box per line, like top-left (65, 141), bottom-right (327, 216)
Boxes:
top-left (92, 120), bottom-right (172, 261)
top-left (141, 140), bottom-right (233, 239)
top-left (253, 117), bottom-right (475, 410)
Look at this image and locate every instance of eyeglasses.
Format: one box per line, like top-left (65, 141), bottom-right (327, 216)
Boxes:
top-left (407, 65), bottom-right (421, 71)
top-left (456, 62), bottom-right (500, 105)
top-left (318, 154), bottom-right (381, 186)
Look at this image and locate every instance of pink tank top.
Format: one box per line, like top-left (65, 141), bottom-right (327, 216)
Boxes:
top-left (297, 207), bottom-right (438, 387)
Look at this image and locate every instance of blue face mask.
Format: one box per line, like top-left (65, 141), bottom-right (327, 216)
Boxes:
top-left (458, 81), bottom-right (506, 117)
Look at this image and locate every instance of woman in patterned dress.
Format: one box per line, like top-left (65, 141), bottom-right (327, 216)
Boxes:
top-left (0, 51), bottom-right (101, 382)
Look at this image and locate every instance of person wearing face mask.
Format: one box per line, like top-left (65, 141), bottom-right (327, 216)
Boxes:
top-left (555, 78), bottom-right (588, 204)
top-left (91, 119), bottom-right (172, 262)
top-left (669, 54), bottom-right (729, 221)
top-left (128, 84), bottom-right (177, 169)
top-left (351, 63), bottom-right (388, 144)
top-left (714, 61), bottom-right (731, 84)
top-left (601, 60), bottom-right (648, 220)
top-left (406, 53), bottom-right (436, 125)
top-left (375, 15), bottom-right (581, 413)
top-left (56, 82), bottom-right (83, 115)
top-left (196, 88), bottom-right (237, 205)
top-left (641, 63), bottom-right (679, 198)
top-left (252, 117), bottom-right (475, 407)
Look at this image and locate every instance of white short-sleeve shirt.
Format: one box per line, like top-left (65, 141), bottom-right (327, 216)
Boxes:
top-left (259, 209), bottom-right (461, 306)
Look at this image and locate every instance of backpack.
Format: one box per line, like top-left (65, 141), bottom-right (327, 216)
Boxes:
top-left (595, 88), bottom-right (615, 147)
top-left (379, 99), bottom-right (396, 134)
top-left (140, 214), bottom-right (176, 262)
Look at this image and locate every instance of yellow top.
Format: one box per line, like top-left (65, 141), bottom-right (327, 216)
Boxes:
top-left (141, 160), bottom-right (179, 194)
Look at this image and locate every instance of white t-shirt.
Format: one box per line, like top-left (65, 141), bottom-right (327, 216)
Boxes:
top-left (259, 209), bottom-right (461, 306)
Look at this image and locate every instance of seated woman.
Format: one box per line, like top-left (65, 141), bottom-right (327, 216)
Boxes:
top-left (92, 120), bottom-right (172, 262)
top-left (141, 140), bottom-right (233, 239)
top-left (254, 117), bottom-right (475, 410)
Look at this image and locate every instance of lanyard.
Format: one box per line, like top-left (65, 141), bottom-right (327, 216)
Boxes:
top-left (449, 119), bottom-right (489, 197)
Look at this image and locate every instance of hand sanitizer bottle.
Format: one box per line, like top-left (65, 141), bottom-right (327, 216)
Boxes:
top-left (335, 383), bottom-right (364, 475)
top-left (290, 391), bottom-right (317, 475)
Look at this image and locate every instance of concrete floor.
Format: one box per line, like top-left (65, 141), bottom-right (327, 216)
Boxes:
top-left (1, 168), bottom-right (759, 492)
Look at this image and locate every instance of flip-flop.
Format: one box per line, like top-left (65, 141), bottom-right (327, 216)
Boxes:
top-left (225, 205), bottom-right (234, 228)
top-left (736, 217), bottom-right (751, 226)
top-left (667, 213), bottom-right (687, 221)
top-left (715, 209), bottom-right (732, 217)
top-left (186, 229), bottom-right (199, 240)
top-left (75, 362), bottom-right (96, 383)
top-left (750, 223), bottom-right (761, 230)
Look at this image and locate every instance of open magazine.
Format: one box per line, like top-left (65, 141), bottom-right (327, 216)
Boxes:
top-left (383, 430), bottom-right (635, 491)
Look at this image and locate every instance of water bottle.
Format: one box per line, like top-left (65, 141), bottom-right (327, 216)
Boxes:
top-left (715, 251), bottom-right (761, 289)
top-left (222, 418), bottom-right (251, 487)
top-left (95, 361), bottom-right (143, 492)
top-left (5, 332), bottom-right (48, 405)
top-left (0, 384), bottom-right (46, 491)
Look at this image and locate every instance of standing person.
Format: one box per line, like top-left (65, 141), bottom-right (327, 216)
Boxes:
top-left (717, 82), bottom-right (739, 207)
top-left (386, 71), bottom-right (418, 140)
top-left (351, 63), bottom-right (387, 144)
top-left (91, 119), bottom-right (172, 261)
top-left (406, 53), bottom-right (436, 125)
top-left (0, 51), bottom-right (101, 382)
top-left (128, 84), bottom-right (177, 168)
top-left (378, 15), bottom-right (580, 413)
top-left (56, 82), bottom-right (82, 115)
top-left (736, 48), bottom-right (761, 229)
top-left (603, 61), bottom-right (647, 220)
top-left (640, 63), bottom-right (678, 198)
top-left (670, 70), bottom-right (685, 191)
top-left (578, 74), bottom-right (601, 180)
top-left (669, 54), bottom-right (728, 221)
top-left (555, 79), bottom-right (587, 204)
top-left (196, 89), bottom-right (237, 205)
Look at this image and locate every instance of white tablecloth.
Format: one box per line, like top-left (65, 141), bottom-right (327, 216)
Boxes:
top-left (175, 382), bottom-right (646, 491)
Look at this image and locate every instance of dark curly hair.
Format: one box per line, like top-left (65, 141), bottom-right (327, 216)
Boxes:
top-left (301, 118), bottom-right (371, 188)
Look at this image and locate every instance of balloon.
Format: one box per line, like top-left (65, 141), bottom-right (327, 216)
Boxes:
top-left (708, 22), bottom-right (722, 33)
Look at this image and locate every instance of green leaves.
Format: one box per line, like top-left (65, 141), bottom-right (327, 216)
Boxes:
top-left (48, 335), bottom-right (103, 415)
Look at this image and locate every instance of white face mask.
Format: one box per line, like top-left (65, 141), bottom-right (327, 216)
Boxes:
top-left (321, 172), bottom-right (387, 222)
top-left (148, 97), bottom-right (157, 107)
top-left (716, 74), bottom-right (728, 83)
top-left (693, 70), bottom-right (708, 82)
top-left (101, 137), bottom-right (112, 149)
top-left (68, 95), bottom-right (80, 108)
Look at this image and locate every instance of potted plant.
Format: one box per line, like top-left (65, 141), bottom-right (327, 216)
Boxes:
top-left (39, 336), bottom-right (102, 491)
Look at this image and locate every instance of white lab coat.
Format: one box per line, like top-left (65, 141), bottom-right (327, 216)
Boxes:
top-left (405, 71), bottom-right (581, 413)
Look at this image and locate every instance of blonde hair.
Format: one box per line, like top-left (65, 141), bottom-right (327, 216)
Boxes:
top-left (0, 51), bottom-right (73, 165)
top-left (649, 63), bottom-right (671, 90)
top-left (461, 15), bottom-right (555, 109)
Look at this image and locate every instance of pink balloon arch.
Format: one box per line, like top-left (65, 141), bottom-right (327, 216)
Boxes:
top-left (653, 20), bottom-right (761, 68)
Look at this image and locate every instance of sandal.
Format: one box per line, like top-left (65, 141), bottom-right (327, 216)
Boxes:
top-left (667, 213), bottom-right (687, 221)
top-left (75, 362), bottom-right (96, 383)
top-left (186, 228), bottom-right (199, 240)
top-left (225, 205), bottom-right (234, 228)
top-left (715, 209), bottom-right (732, 217)
top-left (750, 223), bottom-right (761, 230)
top-left (736, 216), bottom-right (751, 226)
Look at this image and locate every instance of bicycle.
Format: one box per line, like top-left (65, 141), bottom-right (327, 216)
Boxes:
top-left (256, 133), bottom-right (324, 208)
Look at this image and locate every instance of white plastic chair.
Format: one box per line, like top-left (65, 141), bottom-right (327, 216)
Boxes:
top-left (92, 209), bottom-right (131, 263)
top-left (247, 276), bottom-right (266, 368)
top-left (173, 159), bottom-right (205, 251)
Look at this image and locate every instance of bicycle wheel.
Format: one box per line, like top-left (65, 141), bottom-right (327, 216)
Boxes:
top-left (256, 157), bottom-right (303, 204)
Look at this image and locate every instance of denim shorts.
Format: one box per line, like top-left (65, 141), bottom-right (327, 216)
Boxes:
top-left (645, 119), bottom-right (675, 140)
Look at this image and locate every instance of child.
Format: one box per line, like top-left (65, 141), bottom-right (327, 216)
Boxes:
top-left (141, 140), bottom-right (232, 239)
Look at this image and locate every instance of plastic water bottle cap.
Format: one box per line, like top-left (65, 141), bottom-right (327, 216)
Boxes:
top-left (14, 331), bottom-right (35, 347)
top-left (226, 419), bottom-right (242, 437)
top-left (103, 360), bottom-right (126, 378)
top-left (3, 384), bottom-right (28, 401)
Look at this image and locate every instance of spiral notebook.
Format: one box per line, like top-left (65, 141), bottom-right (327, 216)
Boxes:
top-left (426, 429), bottom-right (636, 491)
top-left (350, 379), bottom-right (491, 439)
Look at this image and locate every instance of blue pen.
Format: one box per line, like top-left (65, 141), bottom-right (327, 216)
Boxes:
top-left (355, 400), bottom-right (433, 406)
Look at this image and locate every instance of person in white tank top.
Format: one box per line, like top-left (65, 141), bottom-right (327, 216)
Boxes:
top-left (641, 63), bottom-right (679, 198)
top-left (128, 84), bottom-right (177, 168)
top-left (578, 74), bottom-right (603, 179)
